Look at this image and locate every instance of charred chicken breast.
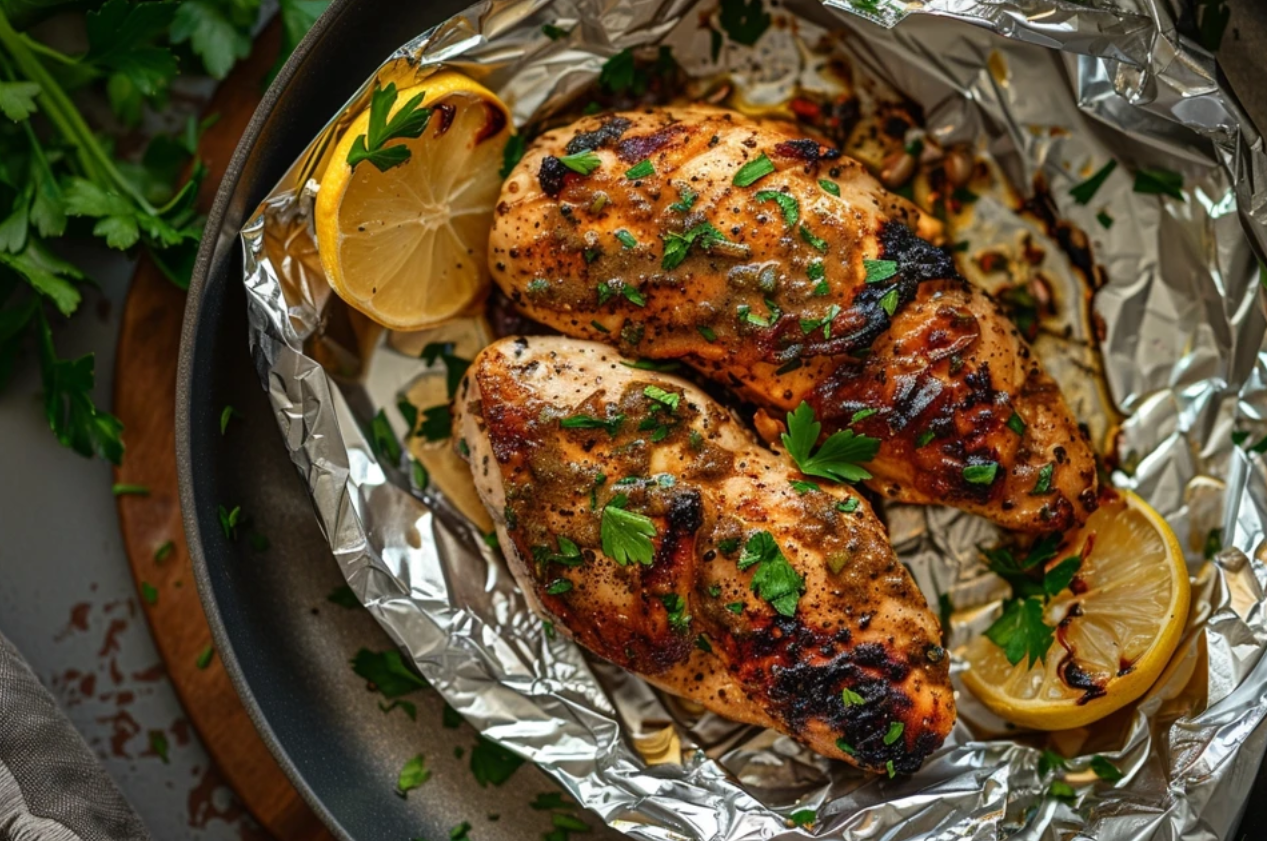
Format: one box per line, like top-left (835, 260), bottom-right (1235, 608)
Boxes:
top-left (455, 336), bottom-right (954, 774)
top-left (489, 106), bottom-right (1097, 533)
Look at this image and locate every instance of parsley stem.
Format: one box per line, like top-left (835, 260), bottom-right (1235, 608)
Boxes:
top-left (0, 11), bottom-right (158, 214)
top-left (18, 33), bottom-right (75, 66)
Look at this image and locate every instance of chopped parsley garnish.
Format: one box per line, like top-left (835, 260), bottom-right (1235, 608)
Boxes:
top-left (557, 149), bottom-right (602, 175)
top-left (915, 429), bottom-right (935, 448)
top-left (583, 247), bottom-right (601, 264)
top-left (371, 409), bottom-right (402, 464)
top-left (963, 462), bottom-right (998, 485)
top-left (775, 358), bottom-right (802, 376)
top-left (545, 578), bottom-right (573, 595)
top-left (808, 260), bottom-right (828, 295)
top-left (878, 287), bottom-right (899, 317)
top-left (1097, 210), bottom-right (1114, 229)
top-left (736, 531), bottom-right (804, 616)
top-left (351, 648), bottom-right (429, 698)
top-left (800, 304), bottom-right (842, 339)
top-left (669, 187), bottom-right (698, 213)
top-left (1006, 411), bottom-right (1026, 435)
top-left (450, 821), bottom-right (472, 840)
top-left (725, 601), bottom-right (744, 614)
top-left (717, 538), bottom-right (740, 554)
top-left (863, 258), bottom-right (898, 284)
top-left (985, 597), bottom-right (1054, 667)
top-left (625, 158), bottom-right (655, 179)
top-left (112, 483), bottom-right (150, 497)
top-left (733, 153), bottom-right (774, 187)
top-left (530, 793), bottom-right (572, 810)
top-left (1043, 555), bottom-right (1082, 597)
top-left (841, 687), bottom-right (864, 706)
top-left (217, 504), bottom-right (241, 540)
top-left (621, 358), bottom-right (680, 372)
top-left (542, 23), bottom-right (569, 39)
top-left (837, 497), bottom-right (859, 513)
top-left (327, 585), bottom-right (360, 609)
top-left (755, 190), bottom-right (799, 226)
top-left (420, 405), bottom-right (452, 441)
top-left (738, 299), bottom-right (781, 328)
top-left (952, 187), bottom-right (979, 204)
top-left (696, 634), bottom-right (712, 652)
top-left (818, 179), bottom-right (840, 197)
top-left (532, 536), bottom-right (584, 567)
top-left (601, 494), bottom-right (657, 565)
top-left (661, 221), bottom-right (730, 270)
top-left (195, 645), bottom-right (215, 670)
top-left (883, 721), bottom-right (904, 745)
top-left (219, 405), bottom-right (242, 435)
top-left (697, 325), bottom-right (717, 342)
top-left (347, 82), bottom-right (432, 172)
top-left (140, 581), bottom-right (158, 605)
top-left (782, 401), bottom-right (880, 483)
top-left (1069, 159), bottom-right (1116, 205)
top-left (886, 760), bottom-right (896, 778)
top-left (622, 284), bottom-right (647, 307)
top-left (643, 385), bottom-right (681, 412)
top-left (154, 540), bottom-right (174, 563)
top-left (836, 739), bottom-right (855, 755)
top-left (397, 754), bottom-right (430, 794)
top-left (1039, 748), bottom-right (1067, 776)
top-left (798, 225), bottom-right (828, 253)
top-left (615, 229), bottom-right (637, 249)
top-left (708, 584), bottom-right (722, 597)
top-left (149, 730), bottom-right (169, 764)
top-left (1133, 167), bottom-right (1185, 201)
top-left (790, 809), bottom-right (816, 827)
top-left (469, 736), bottom-right (524, 787)
top-left (560, 413), bottom-right (624, 436)
top-left (1048, 780), bottom-right (1076, 802)
top-left (501, 134), bottom-right (526, 178)
top-left (850, 408), bottom-right (877, 424)
top-left (591, 320), bottom-right (610, 333)
top-left (659, 593), bottom-right (691, 631)
top-left (1031, 462), bottom-right (1054, 495)
top-left (718, 0), bottom-right (771, 45)
top-left (419, 342), bottom-right (472, 398)
top-left (1090, 755), bottom-right (1124, 782)
top-left (597, 282), bottom-right (615, 305)
top-left (790, 480), bottom-right (820, 495)
top-left (599, 48), bottom-right (635, 93)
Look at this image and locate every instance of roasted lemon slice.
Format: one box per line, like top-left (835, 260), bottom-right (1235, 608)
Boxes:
top-left (962, 490), bottom-right (1191, 730)
top-left (315, 72), bottom-right (511, 330)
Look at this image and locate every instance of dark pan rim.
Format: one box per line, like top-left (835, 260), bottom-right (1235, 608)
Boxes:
top-left (177, 2), bottom-right (358, 838)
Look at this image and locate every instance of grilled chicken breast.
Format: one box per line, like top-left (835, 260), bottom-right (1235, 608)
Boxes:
top-left (489, 106), bottom-right (1098, 533)
top-left (455, 336), bottom-right (954, 773)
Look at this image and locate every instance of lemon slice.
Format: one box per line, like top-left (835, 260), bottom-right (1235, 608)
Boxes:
top-left (962, 490), bottom-right (1191, 730)
top-left (315, 72), bottom-right (511, 330)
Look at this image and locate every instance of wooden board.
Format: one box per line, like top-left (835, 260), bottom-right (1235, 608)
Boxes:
top-left (111, 21), bottom-right (333, 841)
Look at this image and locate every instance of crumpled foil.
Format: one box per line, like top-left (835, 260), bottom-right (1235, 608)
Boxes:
top-left (238, 0), bottom-right (1267, 837)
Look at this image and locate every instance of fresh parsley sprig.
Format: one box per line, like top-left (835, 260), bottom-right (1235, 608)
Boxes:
top-left (781, 401), bottom-right (880, 483)
top-left (347, 82), bottom-right (433, 172)
top-left (600, 493), bottom-right (656, 565)
top-left (736, 530), bottom-right (803, 616)
top-left (982, 532), bottom-right (1083, 666)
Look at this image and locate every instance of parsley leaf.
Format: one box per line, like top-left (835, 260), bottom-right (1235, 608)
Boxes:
top-left (1043, 555), bottom-right (1081, 597)
top-left (601, 494), bottom-right (657, 565)
top-left (841, 687), bottom-right (865, 706)
top-left (1089, 755), bottom-right (1124, 782)
top-left (0, 82), bottom-right (40, 122)
top-left (863, 259), bottom-right (898, 284)
top-left (1006, 411), bottom-right (1026, 435)
top-left (755, 190), bottom-right (798, 226)
top-left (985, 597), bottom-right (1054, 667)
top-left (599, 48), bottom-right (636, 93)
top-left (1049, 780), bottom-right (1077, 801)
top-left (1038, 748), bottom-right (1067, 776)
top-left (659, 593), bottom-right (691, 631)
top-left (1069, 159), bottom-right (1117, 205)
top-left (37, 313), bottom-right (124, 464)
top-left (500, 133), bottom-right (526, 178)
top-left (878, 287), bottom-right (899, 317)
top-left (345, 82), bottom-right (432, 172)
top-left (781, 401), bottom-right (880, 483)
top-left (170, 0), bottom-right (257, 79)
top-left (883, 721), bottom-right (904, 745)
top-left (661, 221), bottom-right (731, 270)
top-left (625, 158), bottom-right (655, 179)
top-left (1133, 167), bottom-right (1185, 201)
top-left (819, 179), bottom-right (840, 197)
top-left (351, 648), bottom-right (429, 699)
top-left (1031, 462), bottom-right (1055, 495)
top-left (643, 384), bottom-right (680, 412)
top-left (799, 225), bottom-right (828, 253)
top-left (733, 153), bottom-right (774, 187)
top-left (789, 809), bottom-right (816, 827)
top-left (560, 413), bottom-right (624, 436)
top-left (963, 462), bottom-right (998, 485)
top-left (469, 736), bottom-right (524, 787)
top-left (615, 229), bottom-right (637, 249)
top-left (738, 531), bottom-right (804, 616)
top-left (397, 754), bottom-right (430, 794)
top-left (669, 187), bottom-right (697, 212)
top-left (718, 0), bottom-right (771, 46)
top-left (557, 149), bottom-right (602, 175)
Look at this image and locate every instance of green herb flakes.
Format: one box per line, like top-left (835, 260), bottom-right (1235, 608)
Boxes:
top-left (1031, 462), bottom-right (1054, 495)
top-left (963, 462), bottom-right (998, 485)
top-left (195, 644), bottom-right (214, 670)
top-left (841, 687), bottom-right (864, 706)
top-left (737, 531), bottom-right (804, 616)
top-left (1090, 755), bottom-right (1124, 782)
top-left (351, 648), bottom-right (429, 699)
top-left (327, 585), bottom-right (360, 609)
top-left (112, 483), bottom-right (149, 497)
top-left (799, 225), bottom-right (828, 253)
top-left (755, 190), bottom-right (799, 226)
top-left (733, 153), bottom-right (775, 187)
top-left (643, 385), bottom-right (681, 412)
top-left (615, 229), bottom-right (637, 249)
top-left (601, 494), bottom-right (657, 565)
top-left (1133, 167), bottom-right (1185, 201)
top-left (557, 149), bottom-right (602, 175)
top-left (470, 736), bottom-right (525, 787)
top-left (219, 405), bottom-right (242, 435)
top-left (836, 497), bottom-right (860, 514)
top-left (863, 258), bottom-right (898, 284)
top-left (819, 179), bottom-right (840, 197)
top-left (1069, 159), bottom-right (1117, 205)
top-left (625, 159), bottom-right (655, 179)
top-left (883, 721), bottom-right (905, 745)
top-left (397, 754), bottom-right (430, 794)
top-left (154, 540), bottom-right (174, 563)
top-left (878, 287), bottom-right (899, 317)
top-left (560, 413), bottom-right (624, 436)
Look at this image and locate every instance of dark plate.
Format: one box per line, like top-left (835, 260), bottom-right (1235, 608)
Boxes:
top-left (177, 1), bottom-right (1266, 838)
top-left (176, 2), bottom-right (621, 838)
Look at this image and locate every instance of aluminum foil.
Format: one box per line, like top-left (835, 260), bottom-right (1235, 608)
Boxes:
top-left (238, 0), bottom-right (1267, 837)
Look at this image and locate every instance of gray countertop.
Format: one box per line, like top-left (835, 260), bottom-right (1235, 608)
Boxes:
top-left (0, 4), bottom-right (1261, 839)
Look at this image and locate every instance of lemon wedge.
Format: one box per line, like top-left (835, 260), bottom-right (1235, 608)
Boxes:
top-left (962, 490), bottom-right (1191, 730)
top-left (315, 71), bottom-right (512, 330)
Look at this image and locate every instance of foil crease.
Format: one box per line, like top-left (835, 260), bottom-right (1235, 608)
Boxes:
top-left (238, 0), bottom-right (1267, 838)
